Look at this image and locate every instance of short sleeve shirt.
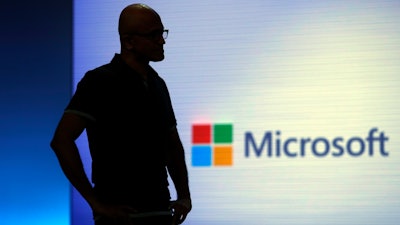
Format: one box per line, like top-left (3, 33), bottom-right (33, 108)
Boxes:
top-left (66, 54), bottom-right (176, 208)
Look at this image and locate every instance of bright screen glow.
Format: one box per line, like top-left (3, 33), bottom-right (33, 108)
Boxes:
top-left (73, 1), bottom-right (400, 224)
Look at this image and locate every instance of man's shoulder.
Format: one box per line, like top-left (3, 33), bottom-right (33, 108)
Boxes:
top-left (86, 54), bottom-right (123, 76)
top-left (90, 64), bottom-right (115, 76)
top-left (75, 64), bottom-right (117, 93)
top-left (83, 60), bottom-right (119, 82)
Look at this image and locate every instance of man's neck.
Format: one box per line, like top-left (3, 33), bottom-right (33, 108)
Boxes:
top-left (121, 54), bottom-right (150, 80)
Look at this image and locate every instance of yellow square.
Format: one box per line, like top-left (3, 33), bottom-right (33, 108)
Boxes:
top-left (213, 146), bottom-right (233, 166)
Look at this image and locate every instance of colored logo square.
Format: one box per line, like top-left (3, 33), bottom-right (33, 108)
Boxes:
top-left (192, 124), bottom-right (211, 144)
top-left (213, 146), bottom-right (233, 166)
top-left (192, 145), bottom-right (212, 166)
top-left (191, 123), bottom-right (233, 167)
top-left (214, 124), bottom-right (233, 144)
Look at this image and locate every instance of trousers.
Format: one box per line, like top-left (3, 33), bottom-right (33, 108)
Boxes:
top-left (95, 213), bottom-right (173, 225)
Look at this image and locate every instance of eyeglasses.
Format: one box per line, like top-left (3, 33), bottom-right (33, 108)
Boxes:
top-left (130, 29), bottom-right (169, 41)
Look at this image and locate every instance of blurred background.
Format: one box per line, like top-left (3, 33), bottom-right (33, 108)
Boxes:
top-left (1, 1), bottom-right (399, 225)
top-left (0, 1), bottom-right (71, 225)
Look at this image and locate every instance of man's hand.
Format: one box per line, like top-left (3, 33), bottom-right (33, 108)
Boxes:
top-left (92, 200), bottom-right (138, 224)
top-left (170, 199), bottom-right (192, 224)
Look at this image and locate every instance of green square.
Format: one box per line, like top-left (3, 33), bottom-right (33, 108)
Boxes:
top-left (213, 124), bottom-right (233, 144)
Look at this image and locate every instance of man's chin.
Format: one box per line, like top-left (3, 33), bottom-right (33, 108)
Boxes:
top-left (151, 55), bottom-right (165, 62)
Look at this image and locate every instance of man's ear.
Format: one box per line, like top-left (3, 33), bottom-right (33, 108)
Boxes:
top-left (120, 35), bottom-right (134, 50)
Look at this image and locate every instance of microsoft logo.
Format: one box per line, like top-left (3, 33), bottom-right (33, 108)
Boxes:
top-left (191, 123), bottom-right (233, 167)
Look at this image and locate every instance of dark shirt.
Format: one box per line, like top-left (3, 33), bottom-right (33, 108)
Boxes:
top-left (66, 54), bottom-right (177, 211)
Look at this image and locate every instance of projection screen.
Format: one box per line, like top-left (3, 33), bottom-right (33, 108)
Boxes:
top-left (72, 1), bottom-right (400, 224)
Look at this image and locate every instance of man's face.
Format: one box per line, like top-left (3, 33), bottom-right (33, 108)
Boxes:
top-left (129, 16), bottom-right (166, 62)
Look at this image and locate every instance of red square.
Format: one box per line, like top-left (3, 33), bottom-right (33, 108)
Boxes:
top-left (192, 124), bottom-right (211, 144)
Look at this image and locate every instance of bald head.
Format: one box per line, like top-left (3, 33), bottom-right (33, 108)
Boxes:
top-left (117, 3), bottom-right (166, 64)
top-left (118, 3), bottom-right (161, 37)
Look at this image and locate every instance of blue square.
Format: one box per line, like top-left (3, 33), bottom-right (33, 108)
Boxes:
top-left (192, 145), bottom-right (212, 166)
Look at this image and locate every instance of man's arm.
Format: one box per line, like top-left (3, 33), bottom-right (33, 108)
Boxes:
top-left (50, 113), bottom-right (99, 208)
top-left (167, 127), bottom-right (192, 224)
top-left (50, 113), bottom-right (136, 219)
